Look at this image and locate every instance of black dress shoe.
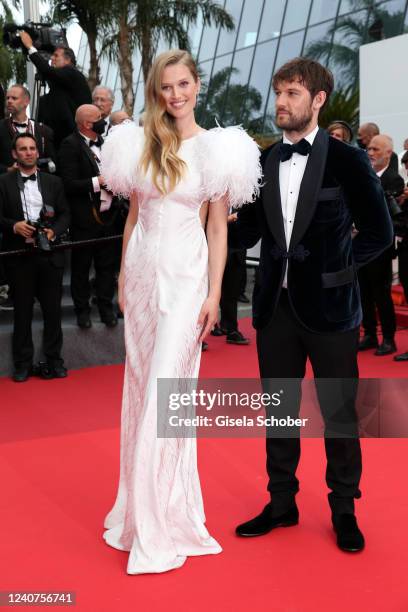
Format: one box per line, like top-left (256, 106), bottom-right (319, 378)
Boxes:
top-left (101, 313), bottom-right (118, 327)
top-left (226, 330), bottom-right (250, 345)
top-left (394, 350), bottom-right (408, 362)
top-left (13, 366), bottom-right (32, 383)
top-left (332, 514), bottom-right (365, 552)
top-left (374, 338), bottom-right (397, 356)
top-left (77, 312), bottom-right (92, 329)
top-left (211, 324), bottom-right (227, 336)
top-left (201, 341), bottom-right (208, 352)
top-left (236, 503), bottom-right (299, 537)
top-left (52, 364), bottom-right (68, 378)
top-left (358, 334), bottom-right (378, 351)
top-left (238, 293), bottom-right (250, 303)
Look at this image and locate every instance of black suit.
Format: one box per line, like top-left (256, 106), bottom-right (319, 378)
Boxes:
top-left (0, 117), bottom-right (56, 174)
top-left (0, 170), bottom-right (70, 368)
top-left (358, 166), bottom-right (404, 340)
top-left (230, 129), bottom-right (393, 515)
top-left (58, 131), bottom-right (118, 317)
top-left (29, 51), bottom-right (92, 147)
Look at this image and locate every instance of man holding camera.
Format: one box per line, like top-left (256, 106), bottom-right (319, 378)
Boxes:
top-left (0, 84), bottom-right (56, 174)
top-left (358, 134), bottom-right (404, 355)
top-left (19, 31), bottom-right (92, 148)
top-left (0, 133), bottom-right (70, 382)
top-left (58, 104), bottom-right (119, 329)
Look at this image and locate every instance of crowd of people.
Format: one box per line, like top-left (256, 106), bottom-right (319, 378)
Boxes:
top-left (0, 40), bottom-right (408, 387)
top-left (0, 39), bottom-right (131, 382)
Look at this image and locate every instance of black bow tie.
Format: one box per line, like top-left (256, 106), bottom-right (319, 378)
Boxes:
top-left (22, 174), bottom-right (37, 183)
top-left (279, 138), bottom-right (312, 162)
top-left (13, 122), bottom-right (29, 129)
top-left (89, 136), bottom-right (104, 148)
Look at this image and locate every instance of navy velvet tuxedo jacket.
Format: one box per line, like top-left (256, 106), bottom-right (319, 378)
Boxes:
top-left (230, 128), bottom-right (393, 332)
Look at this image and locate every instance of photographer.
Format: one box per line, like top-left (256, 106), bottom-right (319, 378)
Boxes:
top-left (19, 30), bottom-right (91, 148)
top-left (0, 133), bottom-right (70, 382)
top-left (0, 84), bottom-right (56, 174)
top-left (358, 134), bottom-right (404, 356)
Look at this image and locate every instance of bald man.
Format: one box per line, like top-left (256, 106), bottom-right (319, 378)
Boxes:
top-left (110, 110), bottom-right (131, 126)
top-left (58, 104), bottom-right (120, 329)
top-left (357, 134), bottom-right (404, 355)
top-left (358, 122), bottom-right (399, 172)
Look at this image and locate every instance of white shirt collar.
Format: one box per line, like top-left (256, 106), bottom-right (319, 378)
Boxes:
top-left (376, 165), bottom-right (388, 178)
top-left (283, 124), bottom-right (319, 146)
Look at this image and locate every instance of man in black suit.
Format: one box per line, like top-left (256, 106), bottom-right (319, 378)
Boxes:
top-left (358, 135), bottom-right (404, 355)
top-left (0, 84), bottom-right (56, 174)
top-left (92, 86), bottom-right (115, 137)
top-left (19, 31), bottom-right (92, 148)
top-left (58, 104), bottom-right (119, 329)
top-left (230, 58), bottom-right (392, 552)
top-left (358, 122), bottom-right (399, 173)
top-left (0, 133), bottom-right (70, 382)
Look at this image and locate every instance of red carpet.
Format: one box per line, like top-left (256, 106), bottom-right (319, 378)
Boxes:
top-left (1, 318), bottom-right (408, 611)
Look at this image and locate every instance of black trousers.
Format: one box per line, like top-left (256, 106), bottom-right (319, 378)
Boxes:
top-left (398, 239), bottom-right (408, 303)
top-left (6, 254), bottom-right (64, 368)
top-left (358, 254), bottom-right (396, 339)
top-left (70, 228), bottom-right (116, 315)
top-left (256, 290), bottom-right (361, 516)
top-left (220, 249), bottom-right (246, 332)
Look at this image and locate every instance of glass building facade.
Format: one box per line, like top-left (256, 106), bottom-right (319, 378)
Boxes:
top-left (76, 0), bottom-right (408, 135)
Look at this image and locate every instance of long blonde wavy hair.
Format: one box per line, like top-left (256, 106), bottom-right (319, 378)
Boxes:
top-left (141, 49), bottom-right (199, 195)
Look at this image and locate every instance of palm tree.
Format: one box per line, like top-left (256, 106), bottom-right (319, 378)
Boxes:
top-left (319, 86), bottom-right (359, 132)
top-left (0, 1), bottom-right (27, 91)
top-left (196, 66), bottom-right (274, 134)
top-left (49, 0), bottom-right (111, 90)
top-left (101, 0), bottom-right (234, 115)
top-left (304, 0), bottom-right (406, 86)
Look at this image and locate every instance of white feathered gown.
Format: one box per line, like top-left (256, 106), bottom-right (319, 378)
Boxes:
top-left (100, 123), bottom-right (261, 574)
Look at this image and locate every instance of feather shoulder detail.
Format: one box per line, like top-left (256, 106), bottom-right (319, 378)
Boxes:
top-left (100, 121), bottom-right (145, 197)
top-left (197, 125), bottom-right (262, 208)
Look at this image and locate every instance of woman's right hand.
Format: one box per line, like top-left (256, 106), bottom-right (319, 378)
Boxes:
top-left (118, 272), bottom-right (125, 314)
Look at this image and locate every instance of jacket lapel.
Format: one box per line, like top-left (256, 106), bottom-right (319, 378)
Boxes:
top-left (75, 131), bottom-right (100, 175)
top-left (289, 127), bottom-right (329, 248)
top-left (8, 171), bottom-right (25, 218)
top-left (262, 143), bottom-right (286, 249)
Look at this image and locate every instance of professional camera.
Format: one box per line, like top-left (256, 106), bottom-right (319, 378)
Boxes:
top-left (3, 21), bottom-right (68, 56)
top-left (384, 190), bottom-right (403, 219)
top-left (37, 157), bottom-right (56, 173)
top-left (31, 204), bottom-right (55, 252)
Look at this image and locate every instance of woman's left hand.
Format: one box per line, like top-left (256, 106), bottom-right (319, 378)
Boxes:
top-left (198, 296), bottom-right (219, 342)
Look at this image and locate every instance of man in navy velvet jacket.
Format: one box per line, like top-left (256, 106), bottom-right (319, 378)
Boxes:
top-left (231, 58), bottom-right (393, 553)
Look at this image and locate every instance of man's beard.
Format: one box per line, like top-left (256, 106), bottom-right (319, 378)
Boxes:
top-left (275, 107), bottom-right (313, 133)
top-left (19, 160), bottom-right (37, 170)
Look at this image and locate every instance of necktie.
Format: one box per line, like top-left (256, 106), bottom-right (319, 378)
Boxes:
top-left (22, 174), bottom-right (37, 183)
top-left (89, 136), bottom-right (104, 148)
top-left (279, 138), bottom-right (312, 162)
top-left (13, 122), bottom-right (29, 129)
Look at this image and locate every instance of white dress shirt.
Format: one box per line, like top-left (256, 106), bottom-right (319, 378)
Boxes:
top-left (19, 172), bottom-right (43, 243)
top-left (79, 131), bottom-right (113, 212)
top-left (279, 125), bottom-right (319, 287)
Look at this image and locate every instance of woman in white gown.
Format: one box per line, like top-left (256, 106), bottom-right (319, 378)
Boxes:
top-left (101, 49), bottom-right (261, 574)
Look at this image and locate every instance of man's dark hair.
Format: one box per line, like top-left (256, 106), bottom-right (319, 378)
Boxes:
top-left (12, 132), bottom-right (38, 151)
top-left (56, 46), bottom-right (77, 66)
top-left (272, 57), bottom-right (334, 110)
top-left (9, 84), bottom-right (31, 101)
